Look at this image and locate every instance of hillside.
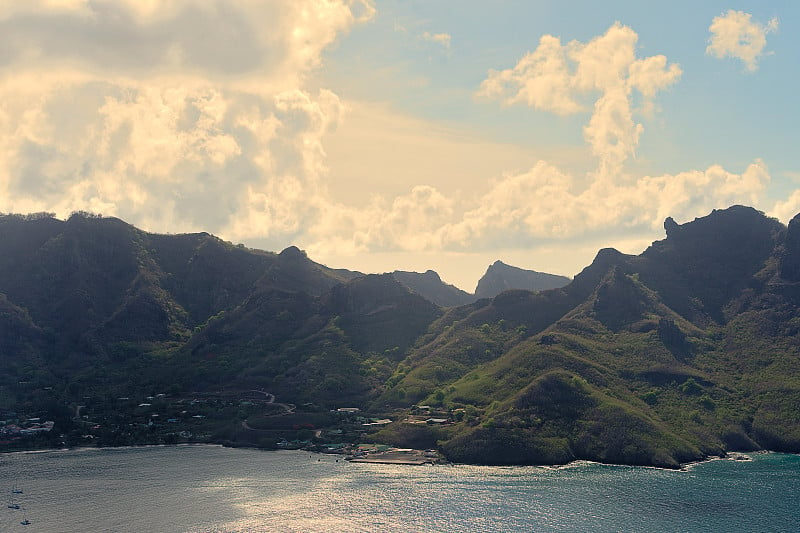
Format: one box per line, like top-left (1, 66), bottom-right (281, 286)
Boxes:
top-left (3, 206), bottom-right (800, 468)
top-left (375, 206), bottom-right (800, 467)
top-left (0, 212), bottom-right (373, 403)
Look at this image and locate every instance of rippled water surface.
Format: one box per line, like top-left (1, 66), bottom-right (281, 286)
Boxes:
top-left (1, 446), bottom-right (798, 532)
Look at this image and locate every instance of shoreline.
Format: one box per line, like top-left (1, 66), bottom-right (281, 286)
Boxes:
top-left (348, 457), bottom-right (433, 465)
top-left (0, 442), bottom-right (780, 471)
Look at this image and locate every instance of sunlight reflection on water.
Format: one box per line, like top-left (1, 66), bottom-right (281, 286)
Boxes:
top-left (1, 446), bottom-right (798, 532)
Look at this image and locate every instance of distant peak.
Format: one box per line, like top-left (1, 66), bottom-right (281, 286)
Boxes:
top-left (582, 248), bottom-right (627, 273)
top-left (664, 217), bottom-right (679, 237)
top-left (393, 269), bottom-right (442, 282)
top-left (476, 259), bottom-right (570, 298)
top-left (279, 246), bottom-right (307, 259)
top-left (595, 247), bottom-right (623, 259)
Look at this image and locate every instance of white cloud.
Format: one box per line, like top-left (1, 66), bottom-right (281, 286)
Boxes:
top-left (478, 34), bottom-right (583, 115)
top-left (706, 10), bottom-right (779, 72)
top-left (422, 31), bottom-right (451, 49)
top-left (770, 190), bottom-right (800, 224)
top-left (305, 22), bottom-right (764, 255)
top-left (0, 0), bottom-right (373, 241)
top-left (478, 23), bottom-right (681, 181)
top-left (300, 153), bottom-right (769, 260)
top-left (0, 0), bottom-right (375, 88)
top-left (435, 159), bottom-right (768, 252)
top-left (0, 9), bottom-right (786, 290)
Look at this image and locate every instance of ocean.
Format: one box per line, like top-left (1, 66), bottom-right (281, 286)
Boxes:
top-left (1, 445), bottom-right (798, 532)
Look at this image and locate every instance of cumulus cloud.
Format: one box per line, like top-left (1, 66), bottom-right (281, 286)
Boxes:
top-left (0, 9), bottom-right (782, 277)
top-left (433, 160), bottom-right (767, 252)
top-left (0, 2), bottom-right (340, 83)
top-left (770, 191), bottom-right (800, 224)
top-left (707, 10), bottom-right (779, 72)
top-left (0, 0), bottom-right (373, 242)
top-left (319, 22), bottom-right (766, 254)
top-left (478, 23), bottom-right (681, 180)
top-left (434, 24), bottom-right (770, 250)
top-left (304, 155), bottom-right (769, 257)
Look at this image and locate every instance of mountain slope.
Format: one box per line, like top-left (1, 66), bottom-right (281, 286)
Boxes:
top-left (4, 206), bottom-right (800, 467)
top-left (0, 212), bottom-right (376, 406)
top-left (376, 206), bottom-right (800, 467)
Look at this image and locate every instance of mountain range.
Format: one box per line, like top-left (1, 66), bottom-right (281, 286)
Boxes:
top-left (2, 205), bottom-right (800, 468)
top-left (391, 262), bottom-right (571, 307)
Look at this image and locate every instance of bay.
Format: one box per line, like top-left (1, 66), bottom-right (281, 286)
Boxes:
top-left (1, 446), bottom-right (798, 532)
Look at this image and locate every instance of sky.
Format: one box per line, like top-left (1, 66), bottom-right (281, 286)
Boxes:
top-left (0, 1), bottom-right (797, 292)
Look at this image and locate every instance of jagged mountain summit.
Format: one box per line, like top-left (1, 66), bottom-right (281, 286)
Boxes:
top-left (474, 260), bottom-right (571, 299)
top-left (393, 262), bottom-right (571, 307)
top-left (3, 206), bottom-right (800, 468)
top-left (392, 270), bottom-right (475, 307)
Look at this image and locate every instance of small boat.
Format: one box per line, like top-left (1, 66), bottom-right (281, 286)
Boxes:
top-left (8, 492), bottom-right (20, 509)
top-left (11, 486), bottom-right (22, 494)
top-left (19, 505), bottom-right (31, 525)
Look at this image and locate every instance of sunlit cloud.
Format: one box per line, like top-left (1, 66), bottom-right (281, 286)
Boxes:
top-left (0, 5), bottom-right (788, 289)
top-left (431, 160), bottom-right (767, 252)
top-left (0, 0), bottom-right (373, 242)
top-left (478, 23), bottom-right (681, 180)
top-left (770, 191), bottom-right (800, 224)
top-left (445, 22), bottom-right (767, 251)
top-left (422, 31), bottom-right (452, 49)
top-left (706, 10), bottom-right (779, 72)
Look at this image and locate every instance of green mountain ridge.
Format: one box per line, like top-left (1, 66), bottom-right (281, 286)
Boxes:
top-left (2, 206), bottom-right (800, 468)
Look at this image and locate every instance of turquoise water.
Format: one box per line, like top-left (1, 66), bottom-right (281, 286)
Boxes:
top-left (1, 446), bottom-right (798, 532)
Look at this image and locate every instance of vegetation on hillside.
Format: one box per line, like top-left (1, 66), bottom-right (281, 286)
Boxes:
top-left (3, 206), bottom-right (800, 468)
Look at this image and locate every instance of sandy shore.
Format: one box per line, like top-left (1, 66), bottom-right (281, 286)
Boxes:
top-left (347, 450), bottom-right (436, 465)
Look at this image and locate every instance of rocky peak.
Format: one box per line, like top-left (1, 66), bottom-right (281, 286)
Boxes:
top-left (279, 245), bottom-right (308, 259)
top-left (475, 261), bottom-right (571, 299)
